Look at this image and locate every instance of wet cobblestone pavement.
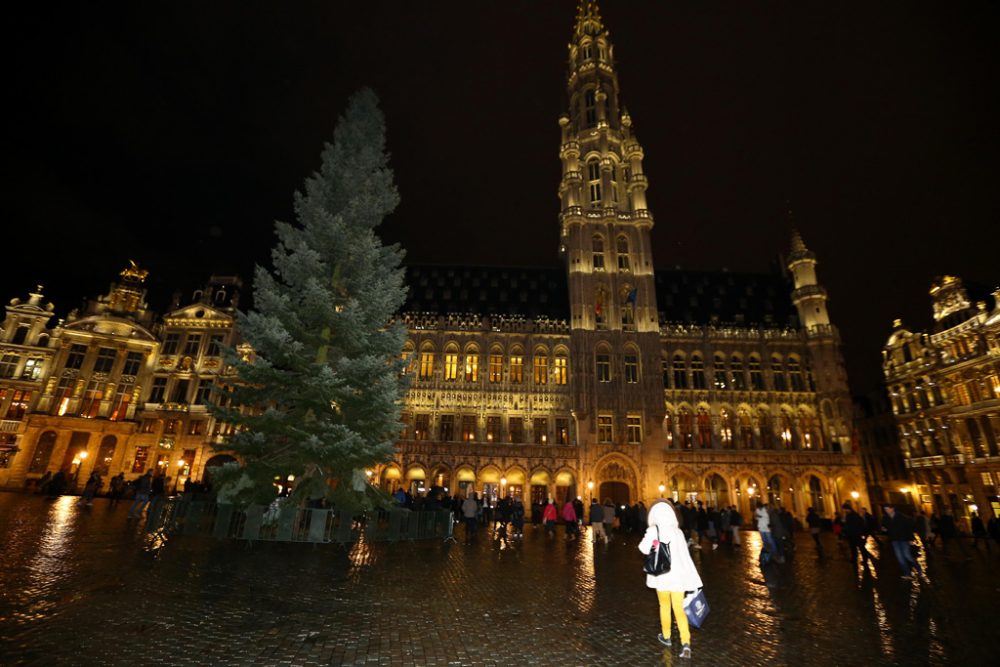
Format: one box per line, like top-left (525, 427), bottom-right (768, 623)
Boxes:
top-left (1, 493), bottom-right (998, 666)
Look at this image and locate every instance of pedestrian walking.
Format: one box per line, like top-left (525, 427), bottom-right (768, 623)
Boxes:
top-left (78, 471), bottom-right (102, 506)
top-left (842, 502), bottom-right (875, 571)
top-left (728, 505), bottom-right (742, 547)
top-left (589, 498), bottom-right (607, 544)
top-left (806, 507), bottom-right (823, 556)
top-left (127, 470), bottom-right (154, 518)
top-left (562, 498), bottom-right (578, 541)
top-left (461, 492), bottom-right (479, 543)
top-left (881, 504), bottom-right (920, 579)
top-left (639, 499), bottom-right (703, 659)
top-left (543, 499), bottom-right (558, 537)
top-left (970, 511), bottom-right (989, 552)
top-left (108, 472), bottom-right (126, 506)
top-left (755, 502), bottom-right (782, 564)
top-left (602, 498), bottom-right (616, 538)
top-left (510, 497), bottom-right (525, 538)
top-left (861, 507), bottom-right (881, 547)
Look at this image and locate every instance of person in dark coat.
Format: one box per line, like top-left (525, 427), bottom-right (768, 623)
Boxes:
top-left (881, 505), bottom-right (920, 579)
top-left (970, 511), bottom-right (989, 551)
top-left (806, 507), bottom-right (823, 556)
top-left (842, 503), bottom-right (874, 570)
top-left (47, 471), bottom-right (67, 498)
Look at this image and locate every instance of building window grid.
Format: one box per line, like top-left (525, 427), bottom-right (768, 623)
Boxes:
top-left (596, 353), bottom-right (611, 383)
top-left (510, 354), bottom-right (524, 383)
top-left (624, 354), bottom-right (639, 384)
top-left (533, 354), bottom-right (548, 385)
top-left (627, 416), bottom-right (642, 444)
top-left (419, 352), bottom-right (434, 380)
top-left (489, 354), bottom-right (503, 383)
top-left (554, 356), bottom-right (568, 385)
top-left (464, 354), bottom-right (478, 382)
top-left (444, 353), bottom-right (459, 381)
top-left (533, 418), bottom-right (549, 444)
top-left (0, 354), bottom-right (19, 378)
top-left (597, 415), bottom-right (613, 444)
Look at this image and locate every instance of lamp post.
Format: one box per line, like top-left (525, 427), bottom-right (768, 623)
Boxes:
top-left (587, 480), bottom-right (594, 504)
top-left (658, 482), bottom-right (666, 498)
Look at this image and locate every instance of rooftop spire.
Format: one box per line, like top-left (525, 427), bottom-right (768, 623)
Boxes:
top-left (575, 1), bottom-right (604, 37)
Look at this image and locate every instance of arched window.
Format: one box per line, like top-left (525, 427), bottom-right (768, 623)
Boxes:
top-left (94, 435), bottom-right (117, 476)
top-left (464, 346), bottom-right (479, 382)
top-left (418, 344), bottom-right (435, 380)
top-left (584, 89), bottom-right (597, 125)
top-left (696, 408), bottom-right (713, 448)
top-left (443, 344), bottom-right (460, 382)
top-left (738, 409), bottom-right (754, 449)
top-left (799, 410), bottom-right (819, 449)
top-left (771, 355), bottom-right (787, 391)
top-left (553, 350), bottom-right (568, 385)
top-left (587, 159), bottom-right (602, 204)
top-left (29, 431), bottom-right (57, 473)
top-left (719, 408), bottom-right (735, 449)
top-left (748, 355), bottom-right (763, 390)
top-left (672, 354), bottom-right (688, 389)
top-left (623, 347), bottom-right (639, 383)
top-left (596, 346), bottom-right (611, 383)
top-left (808, 476), bottom-right (823, 512)
top-left (713, 353), bottom-right (728, 390)
top-left (592, 235), bottom-right (605, 270)
top-left (731, 355), bottom-right (747, 390)
top-left (616, 235), bottom-right (630, 271)
top-left (788, 356), bottom-right (804, 392)
top-left (488, 346), bottom-right (503, 383)
top-left (678, 407), bottom-right (694, 449)
top-left (663, 410), bottom-right (675, 448)
top-left (757, 409), bottom-right (773, 449)
top-left (509, 347), bottom-right (524, 384)
top-left (621, 285), bottom-right (636, 331)
top-left (691, 355), bottom-right (706, 390)
top-left (533, 348), bottom-right (548, 385)
top-left (780, 411), bottom-right (796, 449)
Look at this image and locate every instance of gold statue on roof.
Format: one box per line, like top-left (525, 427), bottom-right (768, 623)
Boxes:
top-left (120, 259), bottom-right (149, 284)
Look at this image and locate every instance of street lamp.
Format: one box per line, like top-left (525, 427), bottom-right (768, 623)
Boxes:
top-left (850, 490), bottom-right (860, 500)
top-left (587, 480), bottom-right (594, 503)
top-left (658, 482), bottom-right (666, 497)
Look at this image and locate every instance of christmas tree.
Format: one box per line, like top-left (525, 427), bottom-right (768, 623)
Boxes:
top-left (211, 89), bottom-right (408, 508)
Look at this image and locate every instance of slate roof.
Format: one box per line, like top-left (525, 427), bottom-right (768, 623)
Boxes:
top-left (402, 264), bottom-right (800, 329)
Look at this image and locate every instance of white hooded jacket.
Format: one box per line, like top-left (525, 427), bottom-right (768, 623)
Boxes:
top-left (638, 500), bottom-right (704, 592)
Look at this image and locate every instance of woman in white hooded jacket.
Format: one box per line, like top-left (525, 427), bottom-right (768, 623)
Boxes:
top-left (638, 499), bottom-right (703, 658)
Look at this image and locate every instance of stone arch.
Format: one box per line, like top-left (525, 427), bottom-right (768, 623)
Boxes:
top-left (594, 454), bottom-right (639, 505)
top-left (379, 463), bottom-right (403, 492)
top-left (502, 465), bottom-right (528, 501)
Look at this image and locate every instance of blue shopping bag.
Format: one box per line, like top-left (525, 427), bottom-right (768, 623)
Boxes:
top-left (683, 589), bottom-right (710, 628)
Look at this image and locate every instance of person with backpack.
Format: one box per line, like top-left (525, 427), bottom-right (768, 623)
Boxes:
top-left (639, 499), bottom-right (703, 659)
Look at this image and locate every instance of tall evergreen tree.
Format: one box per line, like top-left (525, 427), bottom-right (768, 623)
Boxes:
top-left (212, 89), bottom-right (407, 507)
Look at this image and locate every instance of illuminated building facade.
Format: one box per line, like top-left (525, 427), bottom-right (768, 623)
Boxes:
top-left (883, 275), bottom-right (1000, 522)
top-left (0, 267), bottom-right (241, 491)
top-left (381, 3), bottom-right (866, 518)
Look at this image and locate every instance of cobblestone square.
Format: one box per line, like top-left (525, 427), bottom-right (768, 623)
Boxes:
top-left (1, 493), bottom-right (998, 666)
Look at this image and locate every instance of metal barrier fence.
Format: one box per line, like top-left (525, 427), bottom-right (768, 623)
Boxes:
top-left (144, 500), bottom-right (455, 544)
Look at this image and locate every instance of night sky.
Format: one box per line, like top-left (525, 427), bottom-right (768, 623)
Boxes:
top-left (4, 1), bottom-right (997, 395)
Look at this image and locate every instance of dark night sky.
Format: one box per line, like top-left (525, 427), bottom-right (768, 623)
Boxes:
top-left (3, 1), bottom-right (998, 395)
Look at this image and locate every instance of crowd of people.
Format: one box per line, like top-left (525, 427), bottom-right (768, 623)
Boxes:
top-left (32, 468), bottom-right (214, 518)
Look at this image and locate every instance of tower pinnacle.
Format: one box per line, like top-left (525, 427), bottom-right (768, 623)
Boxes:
top-left (574, 1), bottom-right (604, 36)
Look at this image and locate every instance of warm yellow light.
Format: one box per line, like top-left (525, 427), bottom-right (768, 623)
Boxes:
top-left (365, 470), bottom-right (373, 478)
top-left (970, 504), bottom-right (979, 512)
top-left (658, 483), bottom-right (666, 494)
top-left (850, 491), bottom-right (860, 500)
top-left (747, 487), bottom-right (755, 496)
top-left (287, 474), bottom-right (295, 482)
top-left (900, 487), bottom-right (910, 494)
top-left (78, 451), bottom-right (89, 460)
top-left (587, 481), bottom-right (594, 490)
top-left (177, 460), bottom-right (186, 467)
top-left (500, 477), bottom-right (507, 486)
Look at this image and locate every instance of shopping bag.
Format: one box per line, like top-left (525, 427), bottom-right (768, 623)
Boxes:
top-left (683, 589), bottom-right (710, 628)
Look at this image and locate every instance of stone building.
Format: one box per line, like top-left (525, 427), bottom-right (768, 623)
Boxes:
top-left (883, 275), bottom-right (1000, 522)
top-left (378, 3), bottom-right (866, 519)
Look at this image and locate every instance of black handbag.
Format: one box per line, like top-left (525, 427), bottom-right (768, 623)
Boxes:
top-left (643, 527), bottom-right (672, 575)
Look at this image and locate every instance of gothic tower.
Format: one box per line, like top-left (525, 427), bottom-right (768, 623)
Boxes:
top-left (787, 229), bottom-right (852, 451)
top-left (559, 2), bottom-right (663, 464)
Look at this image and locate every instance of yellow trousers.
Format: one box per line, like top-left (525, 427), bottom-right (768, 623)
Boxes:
top-left (656, 590), bottom-right (690, 645)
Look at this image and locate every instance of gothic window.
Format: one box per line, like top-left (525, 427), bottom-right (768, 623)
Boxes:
top-left (533, 417), bottom-right (549, 444)
top-left (486, 416), bottom-right (501, 442)
top-left (509, 348), bottom-right (524, 383)
top-left (731, 355), bottom-right (747, 390)
top-left (598, 415), bottom-right (613, 443)
top-left (587, 159), bottom-right (602, 204)
top-left (533, 350), bottom-right (548, 385)
top-left (691, 355), bottom-right (706, 390)
top-left (696, 409), bottom-right (713, 448)
top-left (439, 414), bottom-right (455, 441)
top-left (757, 410), bottom-right (773, 449)
top-left (419, 349), bottom-right (435, 380)
top-left (749, 355), bottom-right (763, 390)
top-left (624, 351), bottom-right (639, 384)
top-left (414, 414), bottom-right (430, 440)
top-left (662, 411), bottom-right (675, 447)
top-left (799, 411), bottom-right (817, 449)
top-left (489, 349), bottom-right (503, 383)
top-left (713, 353), bottom-right (728, 390)
top-left (444, 346), bottom-right (459, 381)
top-left (739, 410), bottom-right (754, 449)
top-left (720, 408), bottom-right (734, 448)
top-left (678, 407), bottom-right (694, 449)
top-left (596, 349), bottom-right (611, 383)
top-left (461, 416), bottom-right (476, 442)
top-left (780, 412), bottom-right (795, 449)
top-left (93, 347), bottom-right (117, 374)
top-left (617, 236), bottom-right (630, 271)
top-left (554, 352), bottom-right (568, 385)
top-left (509, 417), bottom-right (525, 443)
top-left (672, 354), bottom-right (688, 389)
top-left (788, 356), bottom-right (804, 392)
top-left (464, 348), bottom-right (479, 382)
top-left (556, 418), bottom-right (570, 444)
top-left (771, 355), bottom-right (787, 391)
top-left (585, 89), bottom-right (597, 125)
top-left (592, 235), bottom-right (605, 270)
